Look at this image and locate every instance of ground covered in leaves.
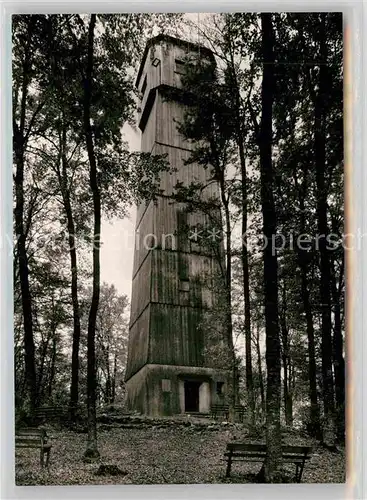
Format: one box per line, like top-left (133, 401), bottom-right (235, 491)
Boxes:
top-left (15, 416), bottom-right (345, 486)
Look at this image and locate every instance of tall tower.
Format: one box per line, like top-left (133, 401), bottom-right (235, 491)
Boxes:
top-left (125, 35), bottom-right (230, 416)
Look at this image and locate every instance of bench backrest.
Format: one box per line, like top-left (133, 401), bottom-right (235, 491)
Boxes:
top-left (15, 428), bottom-right (47, 448)
top-left (35, 407), bottom-right (64, 415)
top-left (227, 442), bottom-right (312, 456)
top-left (34, 407), bottom-right (65, 423)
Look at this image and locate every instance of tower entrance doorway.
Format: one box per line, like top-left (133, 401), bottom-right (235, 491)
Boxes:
top-left (184, 381), bottom-right (201, 412)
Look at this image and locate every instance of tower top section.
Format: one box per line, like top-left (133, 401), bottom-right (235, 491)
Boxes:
top-left (135, 34), bottom-right (215, 88)
top-left (135, 34), bottom-right (215, 131)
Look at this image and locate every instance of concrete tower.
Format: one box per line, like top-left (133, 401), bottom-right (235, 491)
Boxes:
top-left (125, 35), bottom-right (230, 416)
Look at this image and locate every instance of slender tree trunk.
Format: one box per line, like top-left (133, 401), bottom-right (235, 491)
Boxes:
top-left (59, 122), bottom-right (82, 421)
top-left (280, 304), bottom-right (293, 427)
top-left (300, 262), bottom-right (322, 437)
top-left (48, 335), bottom-right (57, 399)
top-left (331, 255), bottom-right (345, 442)
top-left (227, 34), bottom-right (255, 427)
top-left (259, 13), bottom-right (281, 482)
top-left (37, 330), bottom-right (52, 405)
top-left (256, 330), bottom-right (266, 420)
top-left (83, 13), bottom-right (100, 460)
top-left (13, 38), bottom-right (37, 412)
top-left (111, 353), bottom-right (117, 403)
top-left (237, 138), bottom-right (255, 427)
top-left (222, 200), bottom-right (237, 418)
top-left (105, 344), bottom-right (111, 404)
top-left (295, 164), bottom-right (322, 438)
top-left (105, 378), bottom-right (111, 405)
top-left (314, 14), bottom-right (335, 445)
top-left (215, 162), bottom-right (237, 418)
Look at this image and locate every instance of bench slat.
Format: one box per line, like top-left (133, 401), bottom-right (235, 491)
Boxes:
top-left (17, 429), bottom-right (44, 435)
top-left (227, 443), bottom-right (312, 455)
top-left (16, 444), bottom-right (51, 450)
top-left (16, 436), bottom-right (42, 442)
top-left (16, 442), bottom-right (43, 448)
top-left (225, 455), bottom-right (310, 463)
top-left (227, 443), bottom-right (266, 452)
top-left (282, 445), bottom-right (313, 454)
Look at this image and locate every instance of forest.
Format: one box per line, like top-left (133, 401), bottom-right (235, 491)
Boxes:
top-left (13, 13), bottom-right (344, 485)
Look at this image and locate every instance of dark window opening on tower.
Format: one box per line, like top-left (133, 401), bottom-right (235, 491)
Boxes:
top-left (179, 280), bottom-right (190, 292)
top-left (174, 60), bottom-right (185, 75)
top-left (178, 254), bottom-right (189, 281)
top-left (177, 210), bottom-right (189, 252)
top-left (216, 382), bottom-right (224, 395)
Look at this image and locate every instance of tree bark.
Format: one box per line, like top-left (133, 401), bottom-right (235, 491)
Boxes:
top-left (259, 13), bottom-right (282, 482)
top-left (13, 22), bottom-right (37, 413)
top-left (330, 255), bottom-right (345, 442)
top-left (241, 172), bottom-right (255, 428)
top-left (111, 353), bottom-right (117, 403)
top-left (280, 299), bottom-right (293, 427)
top-left (294, 161), bottom-right (322, 438)
top-left (37, 327), bottom-right (53, 405)
top-left (58, 121), bottom-right (82, 421)
top-left (48, 335), bottom-right (57, 399)
top-left (83, 13), bottom-right (100, 460)
top-left (227, 32), bottom-right (255, 427)
top-left (216, 158), bottom-right (237, 417)
top-left (255, 324), bottom-right (266, 420)
top-left (222, 199), bottom-right (238, 418)
top-left (300, 261), bottom-right (322, 437)
top-left (314, 14), bottom-right (335, 445)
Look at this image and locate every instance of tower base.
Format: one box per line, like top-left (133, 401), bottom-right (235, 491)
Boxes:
top-left (125, 363), bottom-right (229, 417)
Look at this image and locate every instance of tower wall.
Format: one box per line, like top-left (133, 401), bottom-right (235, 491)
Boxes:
top-left (125, 35), bottom-right (230, 416)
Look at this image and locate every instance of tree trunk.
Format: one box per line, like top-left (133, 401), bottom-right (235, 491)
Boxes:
top-left (222, 200), bottom-right (238, 418)
top-left (300, 261), bottom-right (322, 437)
top-left (13, 34), bottom-right (37, 413)
top-left (215, 166), bottom-right (237, 418)
top-left (59, 121), bottom-right (82, 421)
top-left (295, 161), bottom-right (322, 438)
top-left (314, 14), bottom-right (335, 445)
top-left (238, 135), bottom-right (255, 428)
top-left (227, 35), bottom-right (255, 428)
top-left (48, 335), bottom-right (57, 399)
top-left (331, 255), bottom-right (345, 442)
top-left (36, 329), bottom-right (52, 406)
top-left (255, 324), bottom-right (266, 420)
top-left (111, 353), bottom-right (117, 403)
top-left (105, 344), bottom-right (111, 404)
top-left (83, 13), bottom-right (100, 460)
top-left (280, 308), bottom-right (293, 428)
top-left (259, 13), bottom-right (282, 482)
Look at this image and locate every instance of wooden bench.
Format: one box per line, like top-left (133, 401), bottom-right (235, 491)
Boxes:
top-left (34, 406), bottom-right (65, 423)
top-left (234, 405), bottom-right (245, 422)
top-left (211, 404), bottom-right (229, 420)
top-left (15, 428), bottom-right (51, 468)
top-left (211, 404), bottom-right (245, 422)
top-left (224, 442), bottom-right (312, 482)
